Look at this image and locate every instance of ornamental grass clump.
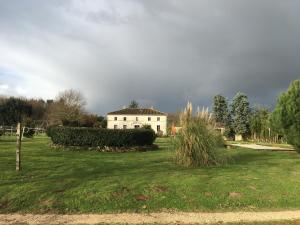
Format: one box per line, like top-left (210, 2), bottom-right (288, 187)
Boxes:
top-left (174, 102), bottom-right (225, 167)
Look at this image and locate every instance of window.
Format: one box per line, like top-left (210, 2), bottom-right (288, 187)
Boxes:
top-left (134, 125), bottom-right (140, 129)
top-left (123, 125), bottom-right (127, 129)
top-left (157, 125), bottom-right (161, 131)
top-left (157, 117), bottom-right (160, 121)
top-left (114, 117), bottom-right (117, 121)
top-left (148, 117), bottom-right (151, 121)
top-left (114, 125), bottom-right (118, 129)
top-left (123, 117), bottom-right (126, 121)
top-left (136, 117), bottom-right (138, 121)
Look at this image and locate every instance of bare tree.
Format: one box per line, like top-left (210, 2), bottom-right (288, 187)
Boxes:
top-left (57, 89), bottom-right (86, 110)
top-left (45, 89), bottom-right (86, 126)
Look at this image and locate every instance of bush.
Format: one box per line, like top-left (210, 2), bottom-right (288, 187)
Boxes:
top-left (23, 128), bottom-right (35, 138)
top-left (224, 127), bottom-right (235, 140)
top-left (61, 115), bottom-right (107, 128)
top-left (22, 118), bottom-right (35, 138)
top-left (46, 125), bottom-right (56, 137)
top-left (174, 102), bottom-right (225, 167)
top-left (142, 124), bottom-right (152, 129)
top-left (46, 127), bottom-right (156, 148)
top-left (213, 132), bottom-right (226, 147)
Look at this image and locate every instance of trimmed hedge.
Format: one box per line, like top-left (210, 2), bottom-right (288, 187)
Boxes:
top-left (47, 126), bottom-right (156, 147)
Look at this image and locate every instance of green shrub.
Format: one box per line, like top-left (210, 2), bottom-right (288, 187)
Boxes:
top-left (47, 127), bottom-right (156, 148)
top-left (174, 103), bottom-right (225, 167)
top-left (142, 124), bottom-right (152, 129)
top-left (23, 128), bottom-right (35, 138)
top-left (213, 132), bottom-right (226, 147)
top-left (22, 118), bottom-right (36, 138)
top-left (224, 127), bottom-right (235, 140)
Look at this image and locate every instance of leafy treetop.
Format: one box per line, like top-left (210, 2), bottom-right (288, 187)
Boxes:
top-left (128, 100), bottom-right (139, 108)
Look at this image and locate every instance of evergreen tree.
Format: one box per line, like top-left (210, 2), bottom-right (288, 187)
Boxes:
top-left (213, 95), bottom-right (229, 125)
top-left (272, 79), bottom-right (300, 152)
top-left (224, 111), bottom-right (235, 139)
top-left (128, 100), bottom-right (139, 108)
top-left (0, 97), bottom-right (32, 125)
top-left (231, 92), bottom-right (250, 138)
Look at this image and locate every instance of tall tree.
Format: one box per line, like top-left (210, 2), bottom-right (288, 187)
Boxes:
top-left (28, 99), bottom-right (46, 121)
top-left (212, 95), bottom-right (229, 125)
top-left (128, 100), bottom-right (139, 108)
top-left (271, 78), bottom-right (300, 152)
top-left (45, 89), bottom-right (86, 126)
top-left (0, 97), bottom-right (32, 125)
top-left (269, 106), bottom-right (284, 137)
top-left (249, 106), bottom-right (270, 140)
top-left (231, 92), bottom-right (250, 138)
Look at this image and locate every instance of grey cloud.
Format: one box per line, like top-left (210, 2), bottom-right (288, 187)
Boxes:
top-left (0, 0), bottom-right (299, 114)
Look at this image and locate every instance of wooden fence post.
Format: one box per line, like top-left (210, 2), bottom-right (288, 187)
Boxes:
top-left (16, 123), bottom-right (22, 171)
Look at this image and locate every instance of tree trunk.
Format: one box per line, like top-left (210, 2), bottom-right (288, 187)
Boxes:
top-left (16, 123), bottom-right (22, 171)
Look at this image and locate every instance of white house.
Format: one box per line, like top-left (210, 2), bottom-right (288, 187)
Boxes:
top-left (107, 108), bottom-right (167, 135)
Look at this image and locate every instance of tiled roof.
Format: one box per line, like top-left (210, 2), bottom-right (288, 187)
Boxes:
top-left (107, 108), bottom-right (167, 115)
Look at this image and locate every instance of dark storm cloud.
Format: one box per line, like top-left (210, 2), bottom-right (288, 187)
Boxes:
top-left (0, 0), bottom-right (299, 114)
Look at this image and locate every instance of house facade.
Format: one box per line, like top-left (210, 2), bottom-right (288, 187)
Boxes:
top-left (107, 108), bottom-right (167, 135)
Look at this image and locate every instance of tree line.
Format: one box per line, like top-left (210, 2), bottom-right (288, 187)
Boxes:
top-left (212, 78), bottom-right (300, 152)
top-left (213, 93), bottom-right (270, 140)
top-left (0, 89), bottom-right (106, 129)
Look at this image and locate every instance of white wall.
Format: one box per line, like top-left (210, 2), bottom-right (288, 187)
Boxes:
top-left (107, 114), bottom-right (167, 135)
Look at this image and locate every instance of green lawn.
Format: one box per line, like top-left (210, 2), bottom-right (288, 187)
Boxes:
top-left (1, 136), bottom-right (300, 213)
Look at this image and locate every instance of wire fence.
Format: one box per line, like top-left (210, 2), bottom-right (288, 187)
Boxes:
top-left (0, 125), bottom-right (45, 137)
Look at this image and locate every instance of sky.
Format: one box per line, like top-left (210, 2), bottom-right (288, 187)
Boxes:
top-left (0, 0), bottom-right (300, 115)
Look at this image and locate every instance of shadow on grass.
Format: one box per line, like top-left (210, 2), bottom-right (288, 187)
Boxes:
top-left (0, 138), bottom-right (16, 143)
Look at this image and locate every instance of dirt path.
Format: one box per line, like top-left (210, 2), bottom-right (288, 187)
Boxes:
top-left (1, 210), bottom-right (300, 225)
top-left (230, 143), bottom-right (294, 151)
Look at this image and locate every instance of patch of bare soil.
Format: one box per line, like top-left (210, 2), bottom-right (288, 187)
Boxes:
top-left (0, 199), bottom-right (9, 210)
top-left (229, 192), bottom-right (243, 198)
top-left (135, 194), bottom-right (150, 201)
top-left (204, 192), bottom-right (213, 197)
top-left (230, 144), bottom-right (294, 151)
top-left (2, 211), bottom-right (300, 225)
top-left (153, 185), bottom-right (168, 193)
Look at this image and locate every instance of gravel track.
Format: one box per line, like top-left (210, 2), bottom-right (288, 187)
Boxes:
top-left (230, 143), bottom-right (294, 151)
top-left (1, 210), bottom-right (300, 225)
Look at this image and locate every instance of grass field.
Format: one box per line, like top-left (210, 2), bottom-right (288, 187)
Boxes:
top-left (1, 135), bottom-right (300, 214)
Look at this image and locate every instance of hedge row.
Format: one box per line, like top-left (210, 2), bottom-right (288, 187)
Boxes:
top-left (47, 126), bottom-right (156, 147)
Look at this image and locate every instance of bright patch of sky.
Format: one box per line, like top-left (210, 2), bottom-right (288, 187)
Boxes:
top-left (0, 68), bottom-right (26, 96)
top-left (0, 67), bottom-right (56, 99)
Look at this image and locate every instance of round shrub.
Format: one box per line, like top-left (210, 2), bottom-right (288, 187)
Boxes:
top-left (23, 128), bottom-right (35, 138)
top-left (47, 127), bottom-right (156, 148)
